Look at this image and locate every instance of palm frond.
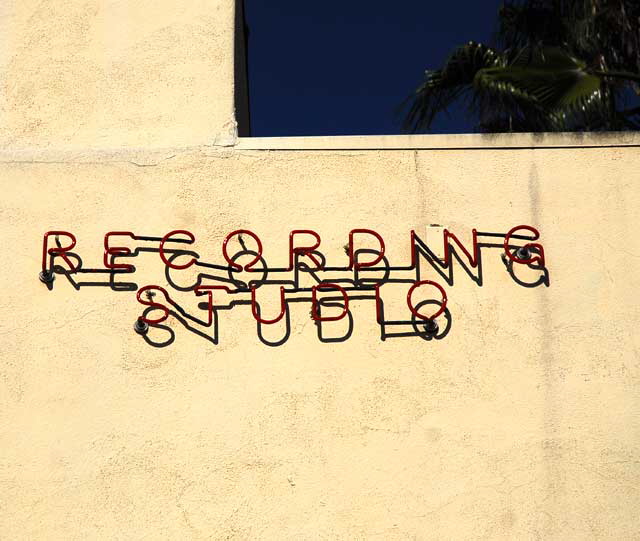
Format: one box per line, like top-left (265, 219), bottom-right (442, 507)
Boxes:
top-left (402, 42), bottom-right (502, 132)
top-left (402, 1), bottom-right (640, 133)
top-left (473, 47), bottom-right (604, 130)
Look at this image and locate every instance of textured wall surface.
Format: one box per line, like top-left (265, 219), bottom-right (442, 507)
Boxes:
top-left (1, 0), bottom-right (640, 539)
top-left (0, 0), bottom-right (236, 148)
top-left (1, 139), bottom-right (640, 539)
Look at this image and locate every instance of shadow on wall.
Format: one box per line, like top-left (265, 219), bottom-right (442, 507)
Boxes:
top-left (40, 229), bottom-right (549, 348)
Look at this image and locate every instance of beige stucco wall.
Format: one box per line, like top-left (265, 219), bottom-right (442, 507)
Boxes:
top-left (1, 1), bottom-right (640, 540)
top-left (0, 0), bottom-right (237, 149)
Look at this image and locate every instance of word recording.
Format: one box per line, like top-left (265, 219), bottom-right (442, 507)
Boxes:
top-left (40, 226), bottom-right (548, 346)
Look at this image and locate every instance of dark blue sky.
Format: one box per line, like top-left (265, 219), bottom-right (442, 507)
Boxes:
top-left (244, 0), bottom-right (504, 136)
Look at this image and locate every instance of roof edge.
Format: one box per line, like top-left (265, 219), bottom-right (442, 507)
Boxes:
top-left (236, 132), bottom-right (640, 150)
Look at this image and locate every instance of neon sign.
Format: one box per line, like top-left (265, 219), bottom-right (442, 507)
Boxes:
top-left (40, 226), bottom-right (548, 346)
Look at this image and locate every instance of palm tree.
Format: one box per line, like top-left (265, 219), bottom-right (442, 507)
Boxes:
top-left (403, 0), bottom-right (640, 133)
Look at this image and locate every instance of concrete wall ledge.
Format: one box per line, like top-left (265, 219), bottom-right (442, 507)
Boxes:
top-left (237, 132), bottom-right (640, 150)
top-left (2, 132), bottom-right (639, 165)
